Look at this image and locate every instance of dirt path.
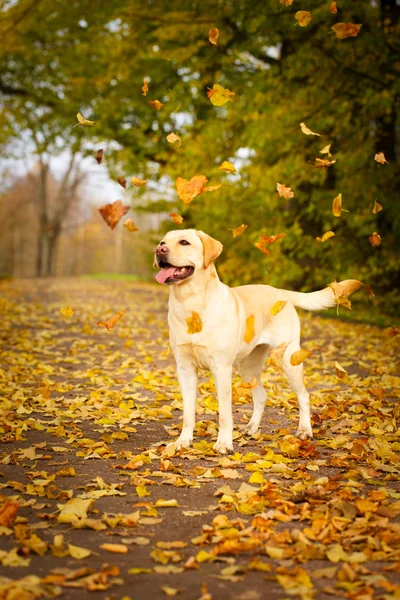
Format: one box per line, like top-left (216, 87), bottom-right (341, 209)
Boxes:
top-left (0, 278), bottom-right (399, 600)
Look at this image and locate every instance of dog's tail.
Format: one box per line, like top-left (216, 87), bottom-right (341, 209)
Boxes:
top-left (281, 279), bottom-right (362, 312)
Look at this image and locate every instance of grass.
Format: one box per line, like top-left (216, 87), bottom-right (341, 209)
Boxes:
top-left (80, 273), bottom-right (141, 282)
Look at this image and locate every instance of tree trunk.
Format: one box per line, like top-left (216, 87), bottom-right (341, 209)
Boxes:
top-left (36, 161), bottom-right (49, 277)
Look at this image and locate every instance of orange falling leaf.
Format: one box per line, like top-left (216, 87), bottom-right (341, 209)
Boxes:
top-left (207, 84), bottom-right (235, 107)
top-left (276, 183), bottom-right (294, 199)
top-left (329, 2), bottom-right (338, 14)
top-left (98, 201), bottom-right (130, 230)
top-left (95, 149), bottom-right (103, 164)
top-left (316, 231), bottom-right (335, 243)
top-left (254, 241), bottom-right (271, 256)
top-left (117, 177), bottom-right (127, 189)
top-left (369, 232), bottom-right (381, 247)
top-left (300, 122), bottom-right (321, 136)
top-left (332, 23), bottom-right (362, 39)
top-left (166, 132), bottom-right (181, 147)
top-left (364, 284), bottom-right (375, 298)
top-left (142, 78), bottom-right (149, 96)
top-left (176, 175), bottom-right (220, 204)
top-left (123, 219), bottom-right (139, 232)
top-left (228, 224), bottom-right (247, 238)
top-left (209, 28), bottom-right (219, 45)
top-left (260, 233), bottom-right (286, 245)
top-left (313, 158), bottom-right (337, 169)
top-left (280, 0), bottom-right (294, 5)
top-left (290, 350), bottom-right (311, 366)
top-left (244, 315), bottom-right (255, 344)
top-left (149, 100), bottom-right (164, 111)
top-left (186, 311), bottom-right (202, 334)
top-left (372, 200), bottom-right (383, 214)
top-left (131, 177), bottom-right (148, 187)
top-left (97, 308), bottom-right (129, 331)
top-left (374, 152), bottom-right (389, 165)
top-left (295, 10), bottom-right (312, 26)
top-left (270, 301), bottom-right (288, 316)
top-left (219, 160), bottom-right (236, 173)
top-left (169, 212), bottom-right (184, 224)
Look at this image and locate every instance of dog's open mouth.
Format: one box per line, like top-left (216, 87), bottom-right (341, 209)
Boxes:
top-left (155, 261), bottom-right (194, 284)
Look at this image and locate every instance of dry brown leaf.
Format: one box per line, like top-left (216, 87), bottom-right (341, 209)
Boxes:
top-left (329, 2), bottom-right (338, 13)
top-left (131, 177), bottom-right (148, 187)
top-left (228, 224), bottom-right (247, 238)
top-left (167, 133), bottom-right (182, 147)
top-left (369, 232), bottom-right (381, 247)
top-left (123, 219), bottom-right (139, 232)
top-left (95, 149), bottom-right (103, 164)
top-left (372, 200), bottom-right (383, 214)
top-left (97, 308), bottom-right (128, 331)
top-left (295, 10), bottom-right (312, 26)
top-left (186, 312), bottom-right (202, 334)
top-left (169, 212), bottom-right (184, 224)
top-left (209, 28), bottom-right (219, 45)
top-left (316, 231), bottom-right (335, 243)
top-left (277, 183), bottom-right (294, 199)
top-left (300, 122), bottom-right (321, 136)
top-left (98, 200), bottom-right (130, 230)
top-left (387, 327), bottom-right (399, 337)
top-left (117, 177), bottom-right (127, 189)
top-left (280, 0), bottom-right (294, 5)
top-left (374, 152), bottom-right (389, 165)
top-left (332, 23), bottom-right (362, 39)
top-left (290, 349), bottom-right (311, 366)
top-left (142, 78), bottom-right (149, 96)
top-left (244, 315), bottom-right (255, 344)
top-left (149, 100), bottom-right (164, 110)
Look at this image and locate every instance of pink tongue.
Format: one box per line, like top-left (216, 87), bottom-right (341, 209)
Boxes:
top-left (155, 266), bottom-right (176, 284)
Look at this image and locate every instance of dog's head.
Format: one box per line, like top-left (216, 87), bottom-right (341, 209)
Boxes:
top-left (154, 229), bottom-right (223, 285)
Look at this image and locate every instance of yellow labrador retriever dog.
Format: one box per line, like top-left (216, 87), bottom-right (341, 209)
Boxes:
top-left (155, 229), bottom-right (360, 454)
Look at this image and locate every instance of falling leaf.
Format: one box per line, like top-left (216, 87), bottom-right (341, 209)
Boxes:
top-left (364, 284), bottom-right (375, 298)
top-left (313, 158), bottom-right (337, 169)
top-left (186, 312), bottom-right (202, 334)
top-left (260, 233), bottom-right (286, 245)
top-left (149, 100), bottom-right (164, 110)
top-left (320, 144), bottom-right (332, 156)
top-left (228, 224), bottom-right (247, 238)
top-left (328, 280), bottom-right (362, 312)
top-left (290, 350), bottom-right (311, 366)
top-left (169, 212), bottom-right (184, 224)
top-left (123, 219), bottom-right (139, 232)
top-left (131, 177), bottom-right (148, 187)
top-left (60, 307), bottom-right (75, 318)
top-left (97, 308), bottom-right (129, 331)
top-left (270, 301), bottom-right (288, 316)
top-left (280, 0), bottom-right (294, 5)
top-left (300, 122), bottom-right (321, 136)
top-left (98, 200), bottom-right (130, 230)
top-left (73, 112), bottom-right (96, 128)
top-left (374, 152), bottom-right (389, 165)
top-left (207, 84), bottom-right (235, 107)
top-left (176, 175), bottom-right (220, 204)
top-left (244, 315), bottom-right (255, 344)
top-left (332, 193), bottom-right (342, 217)
top-left (68, 544), bottom-right (92, 560)
top-left (95, 149), bottom-right (103, 164)
top-left (372, 199), bottom-right (383, 214)
top-left (219, 161), bottom-right (236, 173)
top-left (295, 10), bottom-right (312, 26)
top-left (316, 231), bottom-right (335, 243)
top-left (166, 133), bottom-right (181, 147)
top-left (329, 2), bottom-right (338, 13)
top-left (117, 177), bottom-right (127, 189)
top-left (332, 23), bottom-right (362, 39)
top-left (142, 78), bottom-right (149, 96)
top-left (277, 183), bottom-right (294, 199)
top-left (99, 543), bottom-right (128, 554)
top-left (209, 28), bottom-right (219, 45)
top-left (387, 327), bottom-right (399, 337)
top-left (334, 361), bottom-right (348, 379)
top-left (0, 500), bottom-right (19, 527)
top-left (369, 232), bottom-right (381, 247)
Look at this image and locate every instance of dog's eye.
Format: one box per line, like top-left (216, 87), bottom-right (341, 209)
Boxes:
top-left (179, 240), bottom-right (190, 246)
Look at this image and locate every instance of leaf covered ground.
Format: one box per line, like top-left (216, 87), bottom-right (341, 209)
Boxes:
top-left (0, 278), bottom-right (399, 600)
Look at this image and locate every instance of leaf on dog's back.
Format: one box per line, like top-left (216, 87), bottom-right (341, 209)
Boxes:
top-left (244, 315), bottom-right (255, 344)
top-left (97, 308), bottom-right (128, 331)
top-left (290, 350), bottom-right (311, 366)
top-left (186, 311), bottom-right (202, 334)
top-left (270, 301), bottom-right (287, 316)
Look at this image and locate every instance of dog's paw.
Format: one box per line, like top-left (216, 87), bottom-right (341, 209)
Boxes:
top-left (174, 436), bottom-right (193, 451)
top-left (296, 427), bottom-right (313, 440)
top-left (244, 421), bottom-right (259, 437)
top-left (213, 439), bottom-right (233, 454)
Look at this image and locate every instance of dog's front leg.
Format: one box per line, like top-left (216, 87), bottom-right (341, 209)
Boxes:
top-left (212, 365), bottom-right (233, 454)
top-left (174, 361), bottom-right (198, 450)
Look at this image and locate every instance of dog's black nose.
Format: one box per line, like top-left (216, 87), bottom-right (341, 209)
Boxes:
top-left (155, 245), bottom-right (168, 255)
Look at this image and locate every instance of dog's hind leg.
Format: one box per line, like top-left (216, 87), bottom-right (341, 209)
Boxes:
top-left (281, 342), bottom-right (313, 439)
top-left (239, 344), bottom-right (269, 436)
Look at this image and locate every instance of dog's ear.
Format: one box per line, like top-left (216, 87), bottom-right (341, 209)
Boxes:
top-left (196, 230), bottom-right (223, 268)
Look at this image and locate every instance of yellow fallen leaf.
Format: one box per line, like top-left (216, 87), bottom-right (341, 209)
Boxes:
top-left (149, 100), bottom-right (164, 110)
top-left (136, 485), bottom-right (151, 497)
top-left (290, 350), bottom-right (311, 366)
top-left (334, 361), bottom-right (348, 379)
top-left (374, 152), bottom-right (389, 165)
top-left (60, 307), bottom-right (75, 318)
top-left (99, 543), bottom-right (128, 554)
top-left (244, 315), bottom-right (255, 344)
top-left (355, 499), bottom-right (378, 513)
top-left (162, 586), bottom-right (181, 597)
top-left (300, 122), bottom-right (321, 136)
top-left (248, 472), bottom-right (265, 484)
top-left (208, 28), bottom-right (219, 45)
top-left (295, 10), bottom-right (312, 26)
top-left (219, 160), bottom-right (236, 173)
top-left (372, 199), bottom-right (383, 214)
top-left (316, 231), bottom-right (335, 243)
top-left (68, 544), bottom-right (92, 560)
top-left (228, 224), bottom-right (247, 238)
top-left (57, 498), bottom-right (93, 524)
top-left (73, 112), bottom-right (96, 128)
top-left (154, 499), bottom-right (179, 508)
top-left (131, 176), bottom-right (148, 187)
top-left (270, 301), bottom-right (287, 316)
top-left (332, 23), bottom-right (362, 39)
top-left (326, 544), bottom-right (348, 563)
top-left (166, 132), bottom-right (181, 147)
top-left (207, 84), bottom-right (235, 107)
top-left (387, 327), bottom-right (399, 337)
top-left (186, 311), bottom-right (202, 334)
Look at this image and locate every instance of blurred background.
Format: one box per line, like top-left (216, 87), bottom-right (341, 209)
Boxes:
top-left (0, 0), bottom-right (399, 320)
